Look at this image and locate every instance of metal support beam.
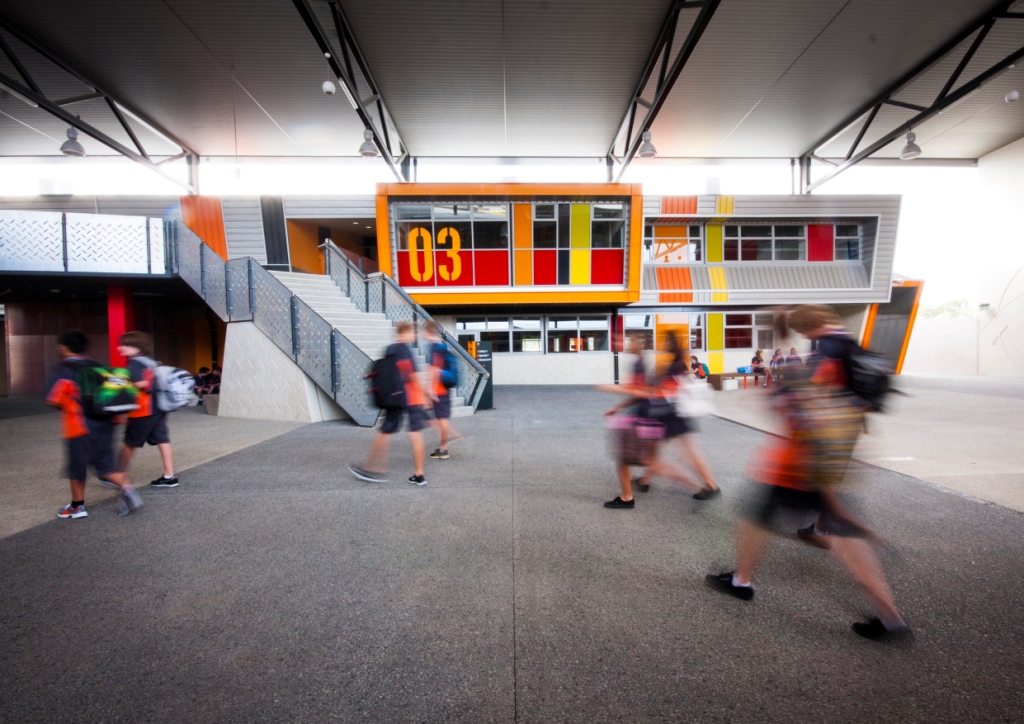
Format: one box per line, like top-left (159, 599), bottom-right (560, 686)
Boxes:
top-left (801, 0), bottom-right (1020, 192)
top-left (0, 15), bottom-right (197, 193)
top-left (607, 0), bottom-right (722, 182)
top-left (291, 0), bottom-right (408, 181)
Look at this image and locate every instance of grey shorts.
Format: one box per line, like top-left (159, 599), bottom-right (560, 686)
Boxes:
top-left (380, 406), bottom-right (426, 434)
top-left (124, 413), bottom-right (170, 449)
top-left (66, 419), bottom-right (117, 481)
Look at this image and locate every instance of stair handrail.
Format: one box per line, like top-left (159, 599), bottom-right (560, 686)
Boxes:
top-left (322, 241), bottom-right (489, 411)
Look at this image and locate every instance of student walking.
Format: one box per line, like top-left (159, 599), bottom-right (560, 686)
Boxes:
top-left (350, 321), bottom-right (428, 486)
top-left (46, 330), bottom-right (142, 518)
top-left (115, 331), bottom-right (178, 488)
top-left (705, 305), bottom-right (909, 641)
top-left (425, 322), bottom-right (460, 460)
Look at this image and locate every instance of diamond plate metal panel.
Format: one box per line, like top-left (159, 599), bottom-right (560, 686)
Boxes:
top-left (226, 259), bottom-right (253, 322)
top-left (203, 251), bottom-right (228, 321)
top-left (66, 213), bottom-right (148, 273)
top-left (0, 210), bottom-right (63, 271)
top-left (176, 223), bottom-right (204, 296)
top-left (333, 331), bottom-right (378, 426)
top-left (251, 264), bottom-right (295, 355)
top-left (366, 277), bottom-right (384, 315)
top-left (148, 218), bottom-right (167, 274)
top-left (383, 283), bottom-right (416, 324)
top-left (294, 298), bottom-right (333, 394)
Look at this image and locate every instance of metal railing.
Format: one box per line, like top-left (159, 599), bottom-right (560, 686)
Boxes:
top-left (323, 242), bottom-right (489, 410)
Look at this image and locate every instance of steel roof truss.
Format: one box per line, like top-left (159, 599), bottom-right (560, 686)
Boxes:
top-left (0, 15), bottom-right (197, 193)
top-left (802, 0), bottom-right (1024, 193)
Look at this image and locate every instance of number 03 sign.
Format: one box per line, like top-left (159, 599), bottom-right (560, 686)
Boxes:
top-left (405, 226), bottom-right (465, 284)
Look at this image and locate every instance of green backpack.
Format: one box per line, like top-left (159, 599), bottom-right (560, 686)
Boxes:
top-left (68, 361), bottom-right (139, 418)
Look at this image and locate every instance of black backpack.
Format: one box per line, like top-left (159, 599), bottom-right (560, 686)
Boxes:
top-left (367, 352), bottom-right (406, 409)
top-left (821, 335), bottom-right (892, 411)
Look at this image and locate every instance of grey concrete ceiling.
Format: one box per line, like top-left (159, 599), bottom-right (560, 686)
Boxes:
top-left (0, 0), bottom-right (1022, 162)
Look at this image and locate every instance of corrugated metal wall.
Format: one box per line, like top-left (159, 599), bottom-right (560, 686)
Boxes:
top-left (221, 198), bottom-right (267, 263)
top-left (0, 196), bottom-right (180, 217)
top-left (282, 196), bottom-right (376, 218)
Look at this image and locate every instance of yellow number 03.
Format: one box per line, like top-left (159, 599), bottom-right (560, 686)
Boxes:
top-left (408, 227), bottom-right (433, 282)
top-left (437, 227), bottom-right (462, 282)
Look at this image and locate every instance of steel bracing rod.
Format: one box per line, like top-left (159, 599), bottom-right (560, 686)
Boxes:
top-left (0, 29), bottom-right (40, 93)
top-left (0, 13), bottom-right (195, 157)
top-left (105, 97), bottom-right (148, 159)
top-left (613, 0), bottom-right (722, 182)
top-left (803, 0), bottom-right (1016, 165)
top-left (0, 70), bottom-right (195, 193)
top-left (291, 0), bottom-right (405, 181)
top-left (937, 18), bottom-right (994, 101)
top-left (807, 42), bottom-right (1024, 193)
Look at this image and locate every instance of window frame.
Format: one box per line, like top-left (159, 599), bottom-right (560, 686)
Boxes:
top-left (834, 223), bottom-right (861, 261)
top-left (722, 224), bottom-right (808, 262)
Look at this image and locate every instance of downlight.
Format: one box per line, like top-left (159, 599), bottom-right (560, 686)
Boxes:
top-left (60, 127), bottom-right (86, 157)
top-left (637, 131), bottom-right (657, 159)
top-left (358, 128), bottom-right (378, 157)
top-left (899, 131), bottom-right (921, 161)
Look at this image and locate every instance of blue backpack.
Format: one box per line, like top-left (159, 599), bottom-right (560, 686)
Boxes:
top-left (435, 343), bottom-right (460, 388)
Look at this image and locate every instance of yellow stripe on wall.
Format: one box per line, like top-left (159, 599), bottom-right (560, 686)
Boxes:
top-left (715, 195), bottom-right (735, 214)
top-left (570, 249), bottom-right (590, 285)
top-left (707, 352), bottom-right (724, 374)
top-left (708, 266), bottom-right (728, 302)
top-left (707, 312), bottom-right (724, 350)
top-left (705, 224), bottom-right (723, 263)
top-left (570, 203), bottom-right (590, 248)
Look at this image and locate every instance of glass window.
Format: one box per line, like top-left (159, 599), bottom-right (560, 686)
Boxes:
top-left (835, 224), bottom-right (859, 237)
top-left (724, 226), bottom-right (738, 238)
top-left (741, 225), bottom-right (771, 237)
top-left (757, 329), bottom-right (774, 350)
top-left (557, 204), bottom-right (571, 248)
top-left (835, 224), bottom-right (861, 260)
top-left (433, 204), bottom-right (470, 221)
top-left (456, 318), bottom-right (486, 331)
top-left (579, 315), bottom-right (610, 352)
top-left (547, 316), bottom-right (578, 353)
top-left (480, 317), bottom-right (510, 353)
top-left (593, 204), bottom-right (623, 219)
top-left (774, 226), bottom-right (804, 238)
top-left (395, 204), bottom-right (431, 220)
top-left (534, 220), bottom-right (557, 248)
top-left (592, 219), bottom-right (624, 248)
top-left (512, 318), bottom-right (542, 353)
top-left (689, 313), bottom-right (704, 351)
top-left (725, 313), bottom-right (753, 349)
top-left (741, 238), bottom-right (772, 261)
top-left (724, 238), bottom-right (739, 261)
top-left (753, 313), bottom-right (773, 326)
top-left (473, 221), bottom-right (509, 249)
top-left (534, 204), bottom-right (555, 220)
top-left (397, 221), bottom-right (430, 251)
top-left (774, 238), bottom-right (805, 260)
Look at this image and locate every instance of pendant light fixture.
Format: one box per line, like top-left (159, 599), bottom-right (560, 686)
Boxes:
top-left (59, 127), bottom-right (86, 157)
top-left (358, 128), bottom-right (378, 157)
top-left (899, 131), bottom-right (921, 160)
top-left (637, 131), bottom-right (657, 159)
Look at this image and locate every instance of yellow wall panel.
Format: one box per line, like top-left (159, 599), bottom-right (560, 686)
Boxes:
top-left (570, 249), bottom-right (590, 285)
top-left (715, 195), bottom-right (735, 214)
top-left (707, 313), bottom-right (724, 350)
top-left (514, 250), bottom-right (532, 286)
top-left (707, 352), bottom-right (724, 374)
top-left (706, 224), bottom-right (723, 262)
top-left (570, 203), bottom-right (590, 248)
top-left (513, 203), bottom-right (533, 249)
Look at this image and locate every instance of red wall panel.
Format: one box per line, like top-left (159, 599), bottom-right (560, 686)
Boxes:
top-left (590, 249), bottom-right (624, 284)
top-left (533, 250), bottom-right (557, 285)
top-left (396, 251), bottom-right (435, 287)
top-left (807, 224), bottom-right (834, 262)
top-left (435, 250), bottom-right (473, 286)
top-left (473, 251), bottom-right (509, 286)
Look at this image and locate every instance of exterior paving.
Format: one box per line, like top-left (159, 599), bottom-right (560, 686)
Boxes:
top-left (1, 387), bottom-right (1022, 722)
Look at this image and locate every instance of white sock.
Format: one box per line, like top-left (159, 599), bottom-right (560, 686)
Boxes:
top-left (732, 574), bottom-right (752, 588)
top-left (163, 474), bottom-right (174, 479)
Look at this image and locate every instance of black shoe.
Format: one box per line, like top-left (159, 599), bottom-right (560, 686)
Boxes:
top-left (428, 448), bottom-right (449, 460)
top-left (852, 618), bottom-right (912, 641)
top-left (150, 476), bottom-right (179, 488)
top-left (633, 477), bottom-right (650, 493)
top-left (604, 496), bottom-right (635, 509)
top-left (350, 464), bottom-right (388, 483)
top-left (693, 486), bottom-right (721, 501)
top-left (705, 572), bottom-right (754, 601)
top-left (407, 474), bottom-right (427, 486)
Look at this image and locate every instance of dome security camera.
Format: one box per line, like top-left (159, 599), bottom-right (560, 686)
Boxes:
top-left (322, 80), bottom-right (337, 96)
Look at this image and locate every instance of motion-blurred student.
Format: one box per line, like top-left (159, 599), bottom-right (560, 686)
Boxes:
top-left (46, 330), bottom-right (141, 519)
top-left (350, 321), bottom-right (428, 486)
top-left (425, 322), bottom-right (459, 460)
top-left (116, 331), bottom-right (178, 488)
top-left (785, 347), bottom-right (802, 365)
top-left (705, 306), bottom-right (908, 641)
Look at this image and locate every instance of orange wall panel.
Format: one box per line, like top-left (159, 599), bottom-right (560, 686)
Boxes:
top-left (660, 196), bottom-right (698, 214)
top-left (286, 220), bottom-right (323, 275)
top-left (513, 203), bottom-right (532, 249)
top-left (179, 196), bottom-right (228, 260)
top-left (514, 250), bottom-right (532, 286)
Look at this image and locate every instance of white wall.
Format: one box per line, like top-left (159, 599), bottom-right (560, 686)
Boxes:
top-left (901, 317), bottom-right (979, 375)
top-left (492, 352), bottom-right (614, 385)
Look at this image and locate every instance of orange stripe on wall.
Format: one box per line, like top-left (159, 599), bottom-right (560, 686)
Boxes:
top-left (659, 292), bottom-right (694, 303)
top-left (660, 196), bottom-right (698, 214)
top-left (655, 267), bottom-right (693, 291)
top-left (286, 219), bottom-right (323, 275)
top-left (514, 250), bottom-right (532, 286)
top-left (179, 196), bottom-right (228, 260)
top-left (513, 203), bottom-right (532, 249)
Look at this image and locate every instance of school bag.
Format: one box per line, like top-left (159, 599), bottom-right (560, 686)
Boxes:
top-left (67, 360), bottom-right (139, 418)
top-left (435, 343), bottom-right (460, 389)
top-left (136, 356), bottom-right (195, 412)
top-left (367, 351), bottom-right (407, 409)
top-left (821, 335), bottom-right (893, 412)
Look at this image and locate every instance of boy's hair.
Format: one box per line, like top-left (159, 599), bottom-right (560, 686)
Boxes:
top-left (119, 330), bottom-right (153, 356)
top-left (198, 367), bottom-right (210, 374)
top-left (395, 321), bottom-right (414, 335)
top-left (58, 329), bottom-right (89, 355)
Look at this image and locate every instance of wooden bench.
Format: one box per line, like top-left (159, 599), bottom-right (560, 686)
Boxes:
top-left (707, 371), bottom-right (772, 391)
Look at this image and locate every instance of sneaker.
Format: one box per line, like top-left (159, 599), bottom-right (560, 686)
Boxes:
top-left (407, 474), bottom-right (427, 486)
top-left (122, 487), bottom-right (143, 511)
top-left (97, 477), bottom-right (120, 489)
top-left (633, 477), bottom-right (650, 493)
top-left (115, 495), bottom-right (131, 517)
top-left (604, 496), bottom-right (635, 509)
top-left (705, 571), bottom-right (754, 601)
top-left (693, 486), bottom-right (721, 501)
top-left (852, 617), bottom-right (912, 642)
top-left (428, 448), bottom-right (450, 460)
top-left (796, 523), bottom-right (832, 549)
top-left (151, 476), bottom-right (179, 488)
top-left (57, 503), bottom-right (88, 520)
top-left (350, 464), bottom-right (388, 483)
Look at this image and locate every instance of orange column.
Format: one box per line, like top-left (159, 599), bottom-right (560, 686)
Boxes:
top-left (513, 203), bottom-right (532, 285)
top-left (179, 196), bottom-right (228, 260)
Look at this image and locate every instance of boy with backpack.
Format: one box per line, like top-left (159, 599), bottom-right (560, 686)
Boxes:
top-left (350, 321), bottom-right (428, 486)
top-left (116, 331), bottom-right (179, 488)
top-left (425, 321), bottom-right (459, 460)
top-left (46, 330), bottom-right (142, 519)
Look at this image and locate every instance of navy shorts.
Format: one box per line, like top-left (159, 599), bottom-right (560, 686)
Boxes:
top-left (431, 394), bottom-right (451, 420)
top-left (66, 418), bottom-right (117, 481)
top-left (742, 482), bottom-right (866, 538)
top-left (380, 405), bottom-right (426, 434)
top-left (124, 413), bottom-right (170, 449)
top-left (664, 413), bottom-right (694, 438)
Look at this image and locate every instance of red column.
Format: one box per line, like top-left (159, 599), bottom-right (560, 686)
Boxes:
top-left (107, 285), bottom-right (135, 368)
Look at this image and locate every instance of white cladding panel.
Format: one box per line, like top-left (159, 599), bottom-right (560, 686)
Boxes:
top-left (222, 197), bottom-right (267, 263)
top-left (283, 196), bottom-right (376, 218)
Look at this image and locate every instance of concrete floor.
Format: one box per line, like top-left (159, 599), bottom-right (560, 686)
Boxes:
top-left (711, 373), bottom-right (1024, 513)
top-left (1, 387), bottom-right (1023, 722)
